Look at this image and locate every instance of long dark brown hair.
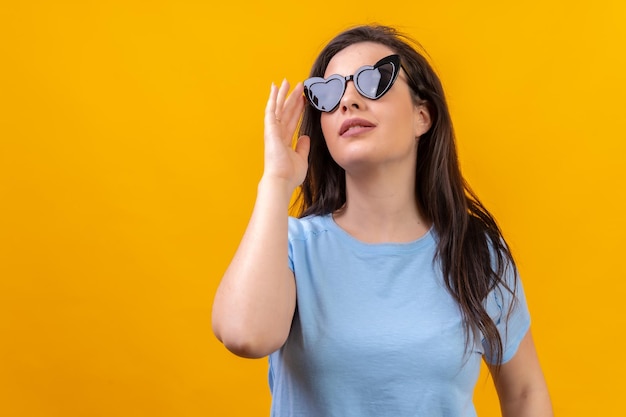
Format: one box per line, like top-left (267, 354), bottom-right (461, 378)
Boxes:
top-left (295, 24), bottom-right (517, 370)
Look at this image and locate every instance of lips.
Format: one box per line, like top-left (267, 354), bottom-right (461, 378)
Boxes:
top-left (339, 118), bottom-right (376, 136)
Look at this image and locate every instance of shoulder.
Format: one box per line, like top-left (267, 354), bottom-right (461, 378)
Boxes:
top-left (288, 214), bottom-right (332, 242)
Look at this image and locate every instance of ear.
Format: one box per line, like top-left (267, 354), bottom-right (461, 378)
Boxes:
top-left (413, 103), bottom-right (432, 138)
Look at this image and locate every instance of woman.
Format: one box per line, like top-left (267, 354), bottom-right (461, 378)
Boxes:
top-left (212, 24), bottom-right (552, 416)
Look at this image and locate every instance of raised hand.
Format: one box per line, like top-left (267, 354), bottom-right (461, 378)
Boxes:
top-left (263, 80), bottom-right (311, 192)
top-left (213, 81), bottom-right (304, 359)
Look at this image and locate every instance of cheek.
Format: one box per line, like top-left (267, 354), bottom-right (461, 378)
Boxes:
top-left (320, 114), bottom-right (337, 145)
top-left (398, 97), bottom-right (421, 134)
top-left (319, 114), bottom-right (344, 160)
top-left (320, 114), bottom-right (332, 136)
top-left (381, 106), bottom-right (415, 137)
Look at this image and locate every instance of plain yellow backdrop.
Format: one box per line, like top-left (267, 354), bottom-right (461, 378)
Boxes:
top-left (1, 1), bottom-right (624, 416)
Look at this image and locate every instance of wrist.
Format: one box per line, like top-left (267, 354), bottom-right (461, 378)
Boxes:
top-left (258, 175), bottom-right (296, 203)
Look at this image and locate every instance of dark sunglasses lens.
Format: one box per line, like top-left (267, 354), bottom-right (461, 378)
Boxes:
top-left (356, 62), bottom-right (396, 99)
top-left (307, 78), bottom-right (344, 111)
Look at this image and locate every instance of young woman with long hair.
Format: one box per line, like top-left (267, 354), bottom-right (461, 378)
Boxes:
top-left (212, 24), bottom-right (552, 416)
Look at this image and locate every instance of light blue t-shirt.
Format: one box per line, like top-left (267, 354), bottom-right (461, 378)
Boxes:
top-left (268, 214), bottom-right (530, 417)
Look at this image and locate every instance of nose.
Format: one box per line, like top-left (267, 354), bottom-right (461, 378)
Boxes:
top-left (339, 78), bottom-right (365, 112)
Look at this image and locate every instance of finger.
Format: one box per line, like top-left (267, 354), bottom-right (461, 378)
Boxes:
top-left (274, 79), bottom-right (290, 121)
top-left (264, 83), bottom-right (278, 125)
top-left (281, 82), bottom-right (305, 124)
top-left (284, 95), bottom-right (305, 142)
top-left (282, 82), bottom-right (304, 112)
top-left (280, 83), bottom-right (305, 136)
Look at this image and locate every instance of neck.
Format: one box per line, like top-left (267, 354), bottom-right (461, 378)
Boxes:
top-left (333, 163), bottom-right (430, 243)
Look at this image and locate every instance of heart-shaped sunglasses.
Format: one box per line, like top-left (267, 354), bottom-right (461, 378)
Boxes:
top-left (303, 54), bottom-right (401, 113)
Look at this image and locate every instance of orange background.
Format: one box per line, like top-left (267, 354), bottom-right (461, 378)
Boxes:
top-left (1, 1), bottom-right (625, 416)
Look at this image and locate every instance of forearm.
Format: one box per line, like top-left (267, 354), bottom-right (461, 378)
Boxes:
top-left (212, 176), bottom-right (296, 358)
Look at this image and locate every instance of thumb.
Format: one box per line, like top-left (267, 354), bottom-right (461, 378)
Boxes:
top-left (295, 135), bottom-right (311, 160)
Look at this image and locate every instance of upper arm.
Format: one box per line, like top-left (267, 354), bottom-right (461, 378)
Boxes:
top-left (487, 330), bottom-right (553, 417)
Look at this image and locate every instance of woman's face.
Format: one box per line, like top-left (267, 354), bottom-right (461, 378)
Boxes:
top-left (320, 42), bottom-right (431, 176)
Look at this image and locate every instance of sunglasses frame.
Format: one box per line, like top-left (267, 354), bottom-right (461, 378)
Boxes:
top-left (304, 54), bottom-right (402, 113)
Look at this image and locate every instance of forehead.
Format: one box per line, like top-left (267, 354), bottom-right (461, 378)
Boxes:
top-left (324, 42), bottom-right (396, 77)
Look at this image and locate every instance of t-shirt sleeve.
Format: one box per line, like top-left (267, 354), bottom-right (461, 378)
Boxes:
top-left (482, 263), bottom-right (531, 365)
top-left (287, 216), bottom-right (300, 272)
